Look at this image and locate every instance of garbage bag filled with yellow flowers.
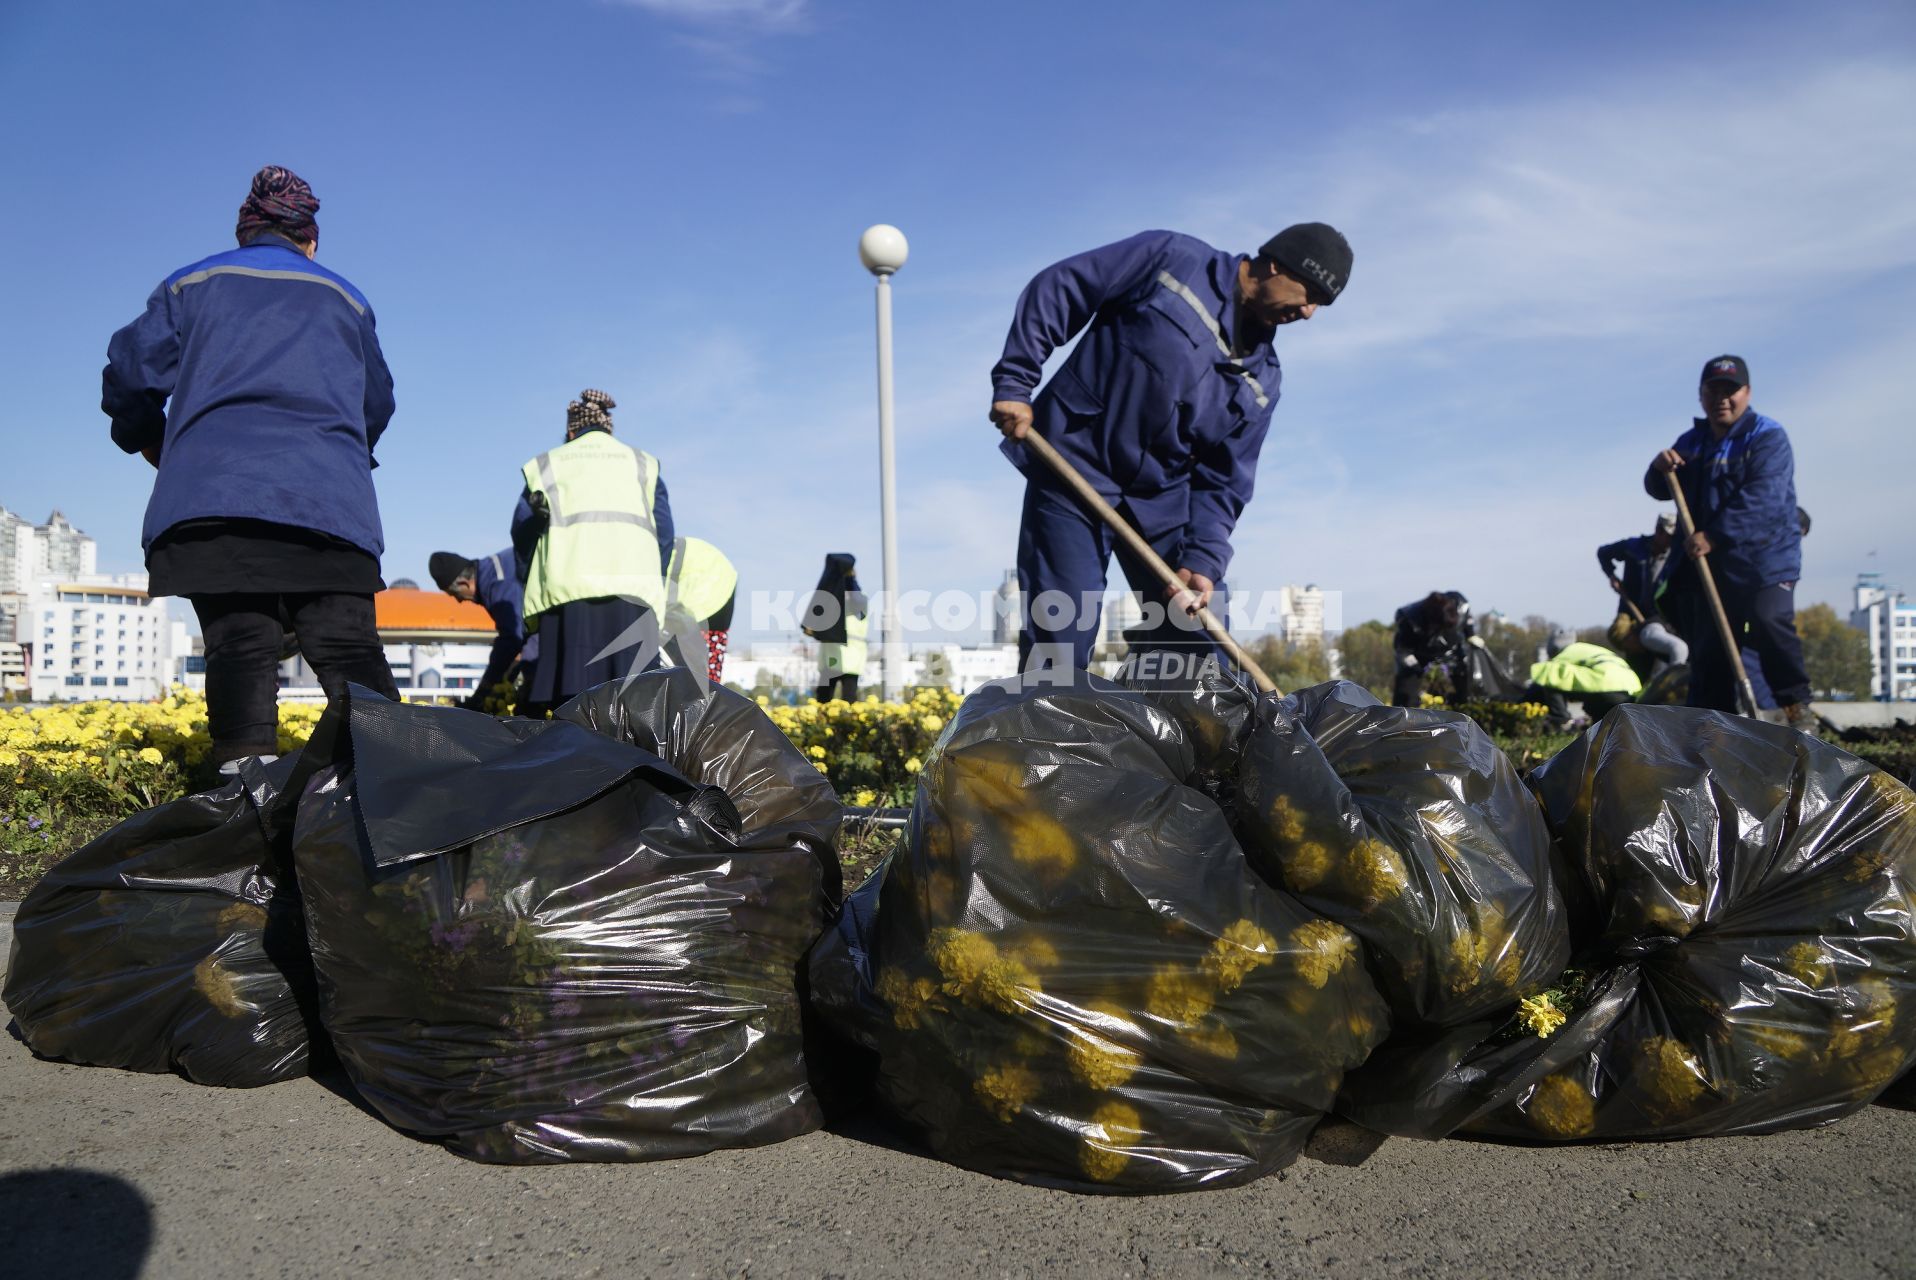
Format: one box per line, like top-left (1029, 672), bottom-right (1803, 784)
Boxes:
top-left (808, 670), bottom-right (1388, 1193)
top-left (293, 688), bottom-right (830, 1165)
top-left (1456, 705), bottom-right (1916, 1141)
top-left (3, 753), bottom-right (319, 1087)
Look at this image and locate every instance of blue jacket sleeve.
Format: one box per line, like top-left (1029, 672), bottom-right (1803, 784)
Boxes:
top-left (510, 489), bottom-right (543, 579)
top-left (1709, 427), bottom-right (1793, 551)
top-left (101, 282), bottom-right (179, 453)
top-left (1180, 410), bottom-right (1273, 583)
top-left (989, 231), bottom-right (1176, 404)
top-left (652, 474), bottom-right (675, 576)
top-left (361, 310), bottom-right (396, 460)
top-left (1597, 538), bottom-right (1634, 574)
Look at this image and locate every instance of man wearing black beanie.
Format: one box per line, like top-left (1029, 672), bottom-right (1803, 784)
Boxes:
top-left (989, 223), bottom-right (1351, 676)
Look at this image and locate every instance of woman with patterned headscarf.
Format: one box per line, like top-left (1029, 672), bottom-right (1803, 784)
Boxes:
top-left (102, 165), bottom-right (400, 771)
top-left (510, 389), bottom-right (676, 714)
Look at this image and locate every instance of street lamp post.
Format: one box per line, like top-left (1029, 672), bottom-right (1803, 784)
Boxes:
top-left (859, 224), bottom-right (908, 700)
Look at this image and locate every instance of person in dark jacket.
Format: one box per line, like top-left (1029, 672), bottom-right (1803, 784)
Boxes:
top-left (102, 166), bottom-right (399, 769)
top-left (430, 549), bottom-right (536, 710)
top-left (1644, 355), bottom-right (1811, 722)
top-left (1391, 590), bottom-right (1474, 707)
top-left (801, 553), bottom-right (868, 701)
top-left (1597, 514), bottom-right (1689, 673)
top-left (989, 224), bottom-right (1352, 676)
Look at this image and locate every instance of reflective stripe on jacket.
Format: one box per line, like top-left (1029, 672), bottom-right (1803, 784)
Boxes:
top-left (820, 611), bottom-right (868, 678)
top-left (1529, 642), bottom-right (1643, 696)
top-left (520, 433), bottom-right (664, 622)
top-left (665, 536), bottom-right (739, 625)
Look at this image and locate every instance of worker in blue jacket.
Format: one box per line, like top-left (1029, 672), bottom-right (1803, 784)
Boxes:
top-left (1596, 515), bottom-right (1688, 673)
top-left (430, 549), bottom-right (537, 710)
top-left (990, 224), bottom-right (1352, 676)
top-left (1644, 354), bottom-right (1810, 722)
top-left (102, 166), bottom-right (399, 770)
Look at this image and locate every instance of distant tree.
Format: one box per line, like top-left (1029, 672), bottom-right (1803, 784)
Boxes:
top-left (1333, 620), bottom-right (1395, 698)
top-left (1246, 636), bottom-right (1332, 692)
top-left (1796, 603), bottom-right (1873, 699)
top-left (1478, 613), bottom-right (1558, 676)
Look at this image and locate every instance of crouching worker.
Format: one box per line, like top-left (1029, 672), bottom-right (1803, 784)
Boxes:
top-left (430, 549), bottom-right (536, 711)
top-left (102, 165), bottom-right (400, 771)
top-left (512, 390), bottom-right (674, 717)
top-left (1526, 628), bottom-right (1642, 729)
top-left (1598, 514), bottom-right (1688, 676)
top-left (1392, 590), bottom-right (1474, 706)
top-left (662, 536), bottom-right (738, 685)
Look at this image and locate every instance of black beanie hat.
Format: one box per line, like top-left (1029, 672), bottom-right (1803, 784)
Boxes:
top-left (428, 552), bottom-right (475, 592)
top-left (1258, 222), bottom-right (1353, 303)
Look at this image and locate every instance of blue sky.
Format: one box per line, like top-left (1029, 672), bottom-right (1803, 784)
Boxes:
top-left (2, 0), bottom-right (1912, 640)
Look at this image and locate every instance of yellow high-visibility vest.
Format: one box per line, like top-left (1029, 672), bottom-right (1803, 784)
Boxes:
top-left (665, 536), bottom-right (739, 626)
top-left (519, 432), bottom-right (664, 626)
top-left (820, 611), bottom-right (868, 678)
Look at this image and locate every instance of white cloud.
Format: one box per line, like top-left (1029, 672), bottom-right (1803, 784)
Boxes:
top-left (606, 0), bottom-right (807, 30)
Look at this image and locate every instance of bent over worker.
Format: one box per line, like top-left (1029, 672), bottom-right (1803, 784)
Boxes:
top-left (662, 535), bottom-right (738, 684)
top-left (1596, 514), bottom-right (1688, 675)
top-left (1644, 355), bottom-right (1811, 724)
top-left (430, 548), bottom-right (536, 709)
top-left (102, 165), bottom-right (399, 770)
top-left (511, 390), bottom-right (674, 715)
top-left (1526, 628), bottom-right (1643, 730)
top-left (989, 225), bottom-right (1352, 674)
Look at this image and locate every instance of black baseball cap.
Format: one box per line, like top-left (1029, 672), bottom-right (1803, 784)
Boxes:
top-left (1258, 223), bottom-right (1352, 305)
top-left (1700, 354), bottom-right (1749, 387)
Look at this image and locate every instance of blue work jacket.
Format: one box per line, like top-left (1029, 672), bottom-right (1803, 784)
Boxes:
top-left (1643, 410), bottom-right (1800, 590)
top-left (103, 232), bottom-right (395, 557)
top-left (991, 231), bottom-right (1281, 583)
top-left (473, 547), bottom-right (536, 690)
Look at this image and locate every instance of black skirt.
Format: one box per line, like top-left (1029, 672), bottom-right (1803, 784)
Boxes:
top-left (525, 596), bottom-right (659, 705)
top-left (147, 518), bottom-right (384, 598)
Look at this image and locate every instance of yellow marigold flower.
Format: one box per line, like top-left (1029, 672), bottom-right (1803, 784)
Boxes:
top-left (1143, 965), bottom-right (1215, 1025)
top-left (922, 715), bottom-right (945, 733)
top-left (1078, 1100), bottom-right (1144, 1183)
top-left (1527, 1072), bottom-right (1596, 1138)
top-left (215, 901), bottom-right (267, 932)
top-left (1283, 840), bottom-right (1332, 891)
top-left (929, 927), bottom-right (998, 992)
top-left (1782, 942), bottom-right (1832, 987)
top-left (1344, 838), bottom-right (1409, 905)
top-left (971, 957), bottom-right (1042, 1014)
top-left (1270, 795), bottom-right (1306, 844)
top-left (875, 968), bottom-right (940, 1030)
top-left (1636, 1036), bottom-right (1708, 1121)
top-left (1516, 993), bottom-right (1567, 1038)
top-left (807, 745), bottom-right (827, 759)
top-left (1066, 1001), bottom-right (1141, 1090)
top-left (1181, 1017), bottom-right (1239, 1059)
top-left (852, 788), bottom-right (877, 807)
top-left (1289, 919), bottom-right (1358, 989)
top-left (1197, 919), bottom-right (1277, 993)
top-left (951, 754), bottom-right (1026, 814)
top-left (1743, 1022), bottom-right (1813, 1061)
top-left (192, 956), bottom-right (247, 1018)
top-left (1006, 935), bottom-right (1060, 970)
top-left (974, 1061), bottom-right (1040, 1123)
top-left (904, 756), bottom-right (922, 774)
top-left (1004, 809), bottom-right (1077, 875)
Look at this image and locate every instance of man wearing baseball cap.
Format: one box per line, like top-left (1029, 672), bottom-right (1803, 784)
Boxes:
top-left (989, 223), bottom-right (1352, 677)
top-left (1644, 355), bottom-right (1811, 722)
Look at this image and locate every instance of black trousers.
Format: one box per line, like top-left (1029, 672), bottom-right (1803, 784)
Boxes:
top-left (193, 592), bottom-right (398, 764)
top-left (816, 674), bottom-right (858, 703)
top-left (1673, 580), bottom-right (1811, 712)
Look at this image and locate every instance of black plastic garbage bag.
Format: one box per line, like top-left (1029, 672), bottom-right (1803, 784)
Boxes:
top-left (808, 671), bottom-right (1387, 1194)
top-left (1232, 681), bottom-right (1569, 1032)
top-left (556, 668), bottom-right (844, 907)
top-left (1449, 706), bottom-right (1916, 1141)
top-left (291, 688), bottom-right (827, 1164)
top-left (3, 754), bottom-right (316, 1087)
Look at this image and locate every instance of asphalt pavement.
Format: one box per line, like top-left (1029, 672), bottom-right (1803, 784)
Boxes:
top-left (5, 942), bottom-right (1915, 1280)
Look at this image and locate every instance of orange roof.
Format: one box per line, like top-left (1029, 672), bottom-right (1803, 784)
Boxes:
top-left (374, 587), bottom-right (496, 635)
